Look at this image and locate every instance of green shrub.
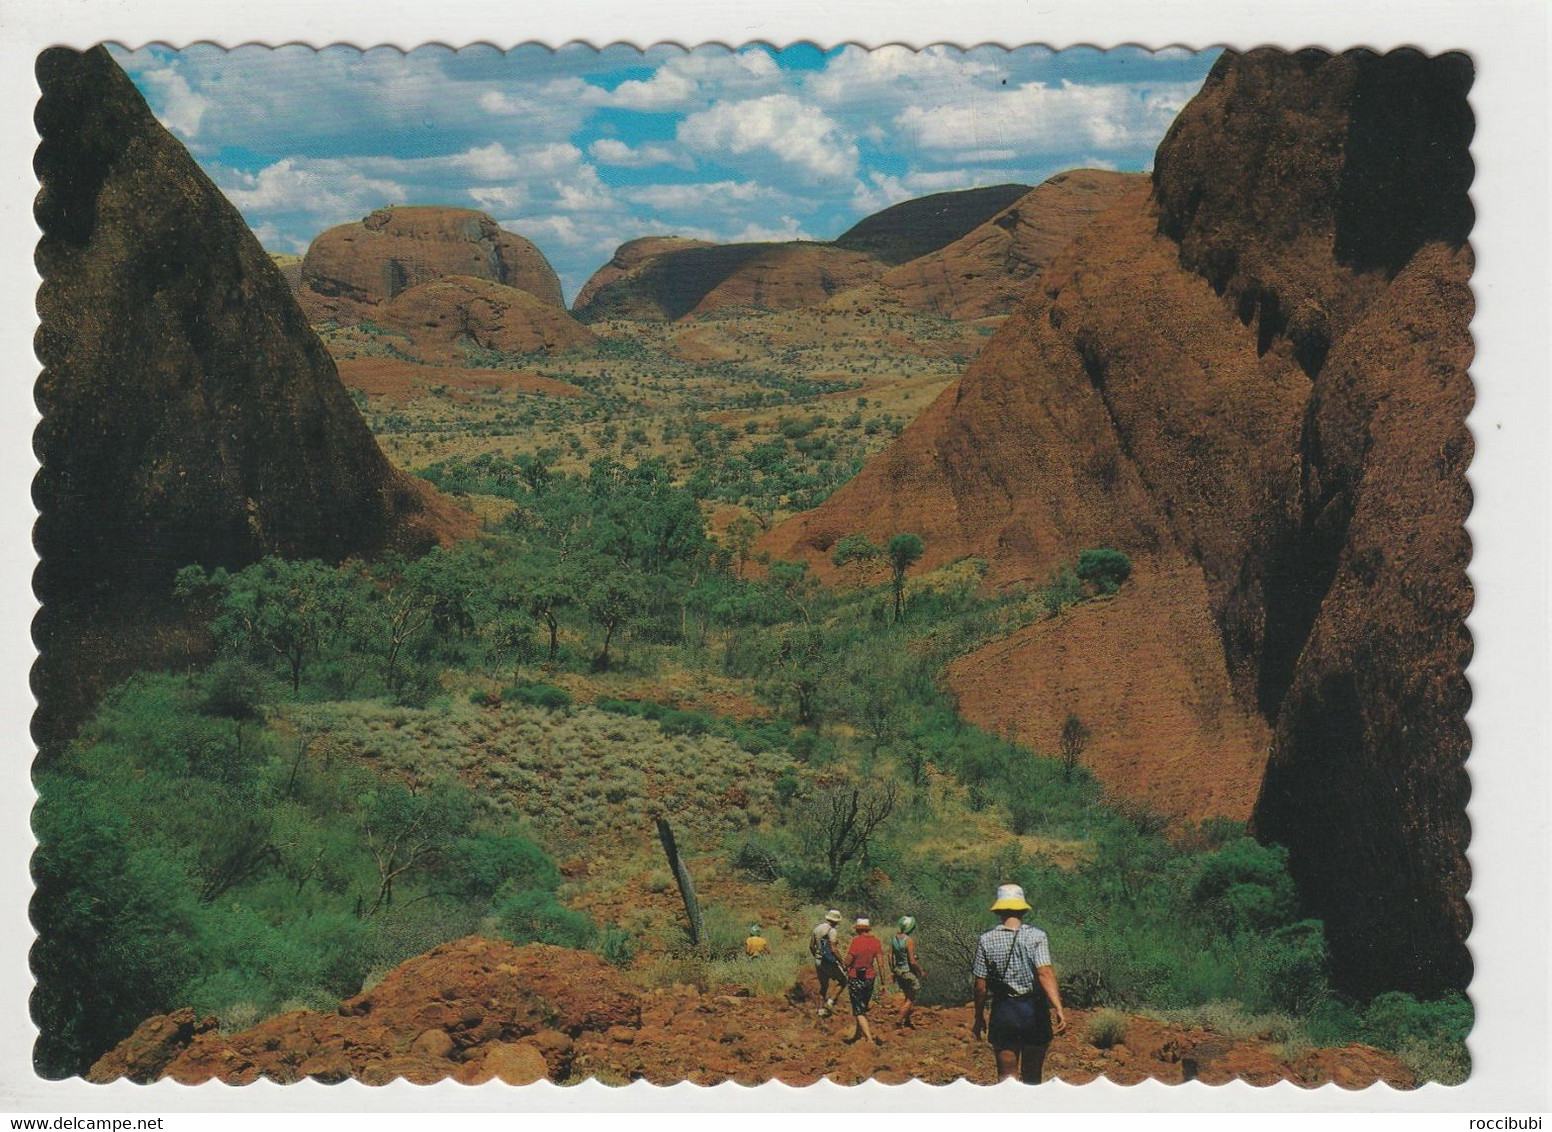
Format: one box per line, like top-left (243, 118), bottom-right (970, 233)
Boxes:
top-left (1076, 548), bottom-right (1132, 594)
top-left (595, 926), bottom-right (636, 968)
top-left (447, 832), bottom-right (560, 902)
top-left (659, 709), bottom-right (714, 737)
top-left (1191, 838), bottom-right (1299, 934)
top-left (503, 682), bottom-right (573, 711)
top-left (496, 890), bottom-right (594, 949)
top-left (1085, 1009), bottom-right (1130, 1049)
top-left (1249, 920), bottom-right (1331, 1014)
top-left (1361, 990), bottom-right (1473, 1050)
top-left (1043, 563), bottom-right (1084, 617)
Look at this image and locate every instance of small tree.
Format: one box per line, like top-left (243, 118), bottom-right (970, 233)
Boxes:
top-left (1059, 713), bottom-right (1090, 781)
top-left (809, 782), bottom-right (898, 895)
top-left (886, 533), bottom-right (925, 622)
top-left (726, 515), bottom-right (761, 579)
top-left (830, 533), bottom-right (882, 588)
top-left (577, 559), bottom-right (649, 670)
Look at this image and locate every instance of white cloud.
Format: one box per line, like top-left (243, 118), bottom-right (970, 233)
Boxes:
top-left (446, 143), bottom-right (525, 181)
top-left (597, 48), bottom-right (782, 112)
top-left (678, 94), bottom-right (858, 182)
top-left (251, 221), bottom-right (307, 254)
top-left (220, 159), bottom-right (406, 219)
top-left (137, 67), bottom-right (209, 139)
top-left (727, 215), bottom-right (813, 243)
top-left (621, 180), bottom-right (786, 211)
top-left (467, 185), bottom-right (527, 212)
top-left (898, 79), bottom-right (1203, 156)
top-left (113, 45), bottom-right (596, 156)
top-left (809, 45), bottom-right (1005, 107)
top-left (588, 138), bottom-right (690, 169)
top-left (555, 177), bottom-right (617, 213)
top-left (850, 172), bottom-right (914, 215)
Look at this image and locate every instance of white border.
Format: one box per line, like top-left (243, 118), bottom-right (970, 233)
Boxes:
top-left (1, 0), bottom-right (1548, 1116)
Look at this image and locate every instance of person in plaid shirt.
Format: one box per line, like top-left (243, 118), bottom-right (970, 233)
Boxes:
top-left (971, 883), bottom-right (1068, 1083)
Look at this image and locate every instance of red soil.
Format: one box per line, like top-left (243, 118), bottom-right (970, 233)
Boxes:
top-left (335, 357), bottom-right (588, 406)
top-left (89, 937), bottom-right (1414, 1089)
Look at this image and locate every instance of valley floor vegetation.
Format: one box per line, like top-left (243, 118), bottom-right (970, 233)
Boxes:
top-left (32, 451), bottom-right (1469, 1082)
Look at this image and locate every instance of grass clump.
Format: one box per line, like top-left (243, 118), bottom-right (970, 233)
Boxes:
top-left (1085, 1009), bottom-right (1130, 1049)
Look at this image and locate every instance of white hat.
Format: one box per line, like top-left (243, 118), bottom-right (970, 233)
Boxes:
top-left (824, 909), bottom-right (843, 923)
top-left (854, 916), bottom-right (871, 929)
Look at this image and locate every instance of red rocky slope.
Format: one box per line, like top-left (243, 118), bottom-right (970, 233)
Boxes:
top-left (879, 170), bottom-right (1140, 320)
top-left (89, 938), bottom-right (1415, 1088)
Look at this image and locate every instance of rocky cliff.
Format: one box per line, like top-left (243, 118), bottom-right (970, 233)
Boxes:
top-left (573, 241), bottom-right (886, 323)
top-left (878, 170), bottom-right (1139, 319)
top-left (571, 235), bottom-right (712, 314)
top-left (763, 48), bottom-right (1473, 997)
top-left (33, 47), bottom-right (473, 746)
top-left (377, 275), bottom-right (596, 361)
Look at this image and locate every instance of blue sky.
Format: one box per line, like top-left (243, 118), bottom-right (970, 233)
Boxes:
top-left (110, 43), bottom-right (1220, 304)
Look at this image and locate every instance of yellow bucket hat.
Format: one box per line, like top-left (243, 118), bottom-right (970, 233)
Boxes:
top-left (991, 883), bottom-right (1032, 913)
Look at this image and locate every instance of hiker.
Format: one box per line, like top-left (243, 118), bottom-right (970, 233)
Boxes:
top-left (744, 924), bottom-right (769, 958)
top-left (810, 909), bottom-right (846, 1016)
top-left (841, 916), bottom-right (884, 1047)
top-left (971, 883), bottom-right (1068, 1084)
top-left (890, 915), bottom-right (925, 1028)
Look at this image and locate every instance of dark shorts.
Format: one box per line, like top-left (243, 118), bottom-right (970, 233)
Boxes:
top-left (988, 993), bottom-right (1053, 1049)
top-left (847, 975), bottom-right (876, 1015)
top-left (893, 968), bottom-right (921, 995)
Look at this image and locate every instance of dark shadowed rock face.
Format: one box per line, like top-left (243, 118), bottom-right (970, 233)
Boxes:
top-left (573, 241), bottom-right (885, 323)
top-left (33, 47), bottom-right (471, 745)
top-left (831, 183), bottom-right (1033, 264)
top-left (765, 49), bottom-right (1473, 997)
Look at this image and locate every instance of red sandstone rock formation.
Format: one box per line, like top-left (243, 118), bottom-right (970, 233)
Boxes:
top-left (572, 184), bottom-right (1037, 324)
top-left (301, 205), bottom-right (563, 322)
top-left (879, 170), bottom-right (1140, 320)
top-left (378, 275), bottom-right (596, 361)
top-left (763, 48), bottom-right (1473, 997)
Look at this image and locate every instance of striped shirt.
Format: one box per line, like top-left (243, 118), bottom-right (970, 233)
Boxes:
top-left (972, 924), bottom-right (1052, 996)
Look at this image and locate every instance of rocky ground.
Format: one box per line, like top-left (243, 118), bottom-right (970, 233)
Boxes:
top-left (89, 937), bottom-right (1414, 1089)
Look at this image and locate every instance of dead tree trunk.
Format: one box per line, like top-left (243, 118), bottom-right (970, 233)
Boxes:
top-left (656, 817), bottom-right (706, 948)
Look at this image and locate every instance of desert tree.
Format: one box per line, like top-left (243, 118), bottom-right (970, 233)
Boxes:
top-left (886, 533), bottom-right (925, 621)
top-left (808, 781), bottom-right (899, 895)
top-left (726, 514), bottom-right (762, 579)
top-left (830, 533), bottom-right (882, 588)
top-left (1059, 713), bottom-right (1091, 781)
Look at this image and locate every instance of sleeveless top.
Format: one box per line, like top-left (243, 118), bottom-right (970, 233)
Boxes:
top-left (891, 934), bottom-right (912, 970)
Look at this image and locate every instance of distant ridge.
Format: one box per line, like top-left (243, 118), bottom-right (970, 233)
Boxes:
top-left (571, 181), bottom-right (1111, 324)
top-left (832, 182), bottom-right (1033, 264)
